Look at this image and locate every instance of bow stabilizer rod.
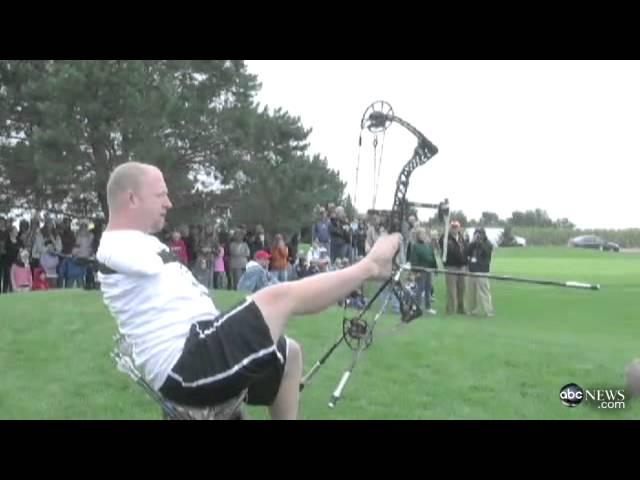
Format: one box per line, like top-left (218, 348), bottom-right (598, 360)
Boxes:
top-left (406, 265), bottom-right (601, 290)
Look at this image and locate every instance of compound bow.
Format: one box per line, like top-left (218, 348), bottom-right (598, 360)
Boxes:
top-left (299, 100), bottom-right (601, 411)
top-left (300, 100), bottom-right (442, 407)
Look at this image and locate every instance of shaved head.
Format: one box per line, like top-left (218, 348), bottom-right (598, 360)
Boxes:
top-left (107, 162), bottom-right (157, 212)
top-left (105, 161), bottom-right (172, 233)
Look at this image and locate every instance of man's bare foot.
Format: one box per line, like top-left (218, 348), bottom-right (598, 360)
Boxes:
top-left (362, 233), bottom-right (402, 279)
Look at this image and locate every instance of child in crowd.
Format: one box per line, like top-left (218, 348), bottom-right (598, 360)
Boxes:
top-left (212, 243), bottom-right (226, 289)
top-left (192, 253), bottom-right (210, 288)
top-left (168, 231), bottom-right (189, 265)
top-left (62, 247), bottom-right (87, 288)
top-left (39, 240), bottom-right (60, 289)
top-left (32, 267), bottom-right (49, 291)
top-left (11, 249), bottom-right (32, 292)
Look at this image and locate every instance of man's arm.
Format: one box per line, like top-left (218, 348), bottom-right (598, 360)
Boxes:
top-left (98, 235), bottom-right (166, 276)
top-left (251, 233), bottom-right (401, 343)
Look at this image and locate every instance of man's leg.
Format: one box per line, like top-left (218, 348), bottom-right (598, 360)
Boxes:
top-left (251, 233), bottom-right (399, 343)
top-left (2, 264), bottom-right (12, 292)
top-left (159, 234), bottom-right (401, 418)
top-left (414, 272), bottom-right (426, 309)
top-left (330, 242), bottom-right (338, 264)
top-left (477, 277), bottom-right (494, 316)
top-left (79, 267), bottom-right (87, 289)
top-left (252, 260), bottom-right (378, 343)
top-left (238, 334), bottom-right (303, 420)
top-left (457, 268), bottom-right (467, 314)
top-left (445, 271), bottom-right (457, 314)
top-left (232, 268), bottom-right (242, 290)
top-left (269, 338), bottom-right (303, 420)
top-left (423, 272), bottom-right (433, 310)
top-left (466, 276), bottom-right (478, 315)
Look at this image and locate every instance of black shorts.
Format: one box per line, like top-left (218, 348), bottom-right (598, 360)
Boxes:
top-left (159, 299), bottom-right (289, 408)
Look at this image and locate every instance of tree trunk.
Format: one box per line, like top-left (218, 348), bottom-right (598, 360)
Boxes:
top-left (97, 188), bottom-right (109, 220)
top-left (90, 137), bottom-right (115, 220)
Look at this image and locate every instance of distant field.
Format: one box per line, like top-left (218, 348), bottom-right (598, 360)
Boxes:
top-left (0, 246), bottom-right (638, 419)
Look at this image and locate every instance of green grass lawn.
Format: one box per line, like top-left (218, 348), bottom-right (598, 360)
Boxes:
top-left (1, 247), bottom-right (638, 420)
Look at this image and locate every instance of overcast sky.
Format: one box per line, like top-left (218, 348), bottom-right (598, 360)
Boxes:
top-left (245, 60), bottom-right (639, 230)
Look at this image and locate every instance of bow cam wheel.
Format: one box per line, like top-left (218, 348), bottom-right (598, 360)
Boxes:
top-left (361, 100), bottom-right (394, 133)
top-left (342, 317), bottom-right (373, 351)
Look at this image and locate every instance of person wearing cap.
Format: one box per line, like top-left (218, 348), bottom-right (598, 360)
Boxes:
top-left (464, 227), bottom-right (494, 317)
top-left (97, 161), bottom-right (403, 420)
top-left (237, 250), bottom-right (278, 293)
top-left (439, 220), bottom-right (468, 315)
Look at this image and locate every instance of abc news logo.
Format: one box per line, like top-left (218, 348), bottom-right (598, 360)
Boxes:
top-left (560, 383), bottom-right (626, 409)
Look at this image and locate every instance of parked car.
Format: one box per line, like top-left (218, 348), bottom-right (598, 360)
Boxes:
top-left (568, 235), bottom-right (620, 252)
top-left (504, 235), bottom-right (527, 247)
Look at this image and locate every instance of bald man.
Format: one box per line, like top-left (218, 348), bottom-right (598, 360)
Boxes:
top-left (97, 161), bottom-right (402, 420)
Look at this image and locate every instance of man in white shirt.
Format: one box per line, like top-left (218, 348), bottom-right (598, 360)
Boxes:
top-left (97, 161), bottom-right (401, 420)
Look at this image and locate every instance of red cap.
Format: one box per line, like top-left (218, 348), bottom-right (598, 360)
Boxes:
top-left (255, 250), bottom-right (271, 261)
